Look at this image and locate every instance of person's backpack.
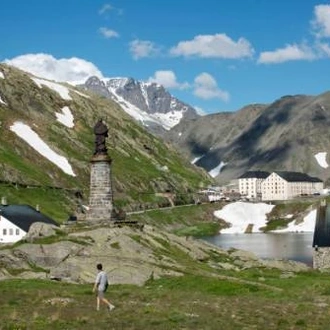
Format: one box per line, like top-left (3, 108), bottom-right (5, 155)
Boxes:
top-left (104, 276), bottom-right (109, 292)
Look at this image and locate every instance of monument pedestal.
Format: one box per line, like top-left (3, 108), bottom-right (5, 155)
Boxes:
top-left (86, 154), bottom-right (113, 222)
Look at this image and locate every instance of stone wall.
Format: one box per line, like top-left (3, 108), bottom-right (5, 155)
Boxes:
top-left (313, 247), bottom-right (330, 269)
top-left (86, 155), bottom-right (113, 222)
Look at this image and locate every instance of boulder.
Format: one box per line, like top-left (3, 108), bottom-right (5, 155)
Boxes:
top-left (25, 222), bottom-right (58, 241)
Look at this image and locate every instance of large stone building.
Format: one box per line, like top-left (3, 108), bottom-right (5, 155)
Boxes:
top-left (261, 171), bottom-right (323, 201)
top-left (238, 171), bottom-right (270, 199)
top-left (238, 170), bottom-right (323, 201)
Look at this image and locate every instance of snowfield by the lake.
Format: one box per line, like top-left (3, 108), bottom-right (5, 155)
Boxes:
top-left (214, 202), bottom-right (316, 234)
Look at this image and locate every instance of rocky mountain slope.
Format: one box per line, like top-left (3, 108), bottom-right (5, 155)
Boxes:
top-left (0, 64), bottom-right (211, 221)
top-left (165, 93), bottom-right (330, 185)
top-left (80, 76), bottom-right (199, 135)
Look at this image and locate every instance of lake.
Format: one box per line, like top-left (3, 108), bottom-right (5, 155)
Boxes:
top-left (202, 232), bottom-right (314, 266)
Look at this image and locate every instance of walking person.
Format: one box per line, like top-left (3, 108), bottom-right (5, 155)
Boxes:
top-left (93, 263), bottom-right (115, 312)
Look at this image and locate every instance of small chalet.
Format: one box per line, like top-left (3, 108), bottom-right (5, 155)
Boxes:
top-left (261, 171), bottom-right (323, 201)
top-left (0, 203), bottom-right (58, 243)
top-left (238, 171), bottom-right (270, 200)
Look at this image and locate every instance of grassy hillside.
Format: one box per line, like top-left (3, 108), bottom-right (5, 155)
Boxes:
top-left (0, 197), bottom-right (326, 329)
top-left (0, 64), bottom-right (212, 221)
top-left (1, 223), bottom-right (330, 330)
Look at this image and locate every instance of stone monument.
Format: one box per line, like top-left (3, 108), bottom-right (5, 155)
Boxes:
top-left (86, 119), bottom-right (113, 222)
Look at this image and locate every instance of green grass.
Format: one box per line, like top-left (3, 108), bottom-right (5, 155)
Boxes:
top-left (268, 201), bottom-right (314, 219)
top-left (0, 62), bottom-right (213, 213)
top-left (0, 184), bottom-right (76, 222)
top-left (174, 222), bottom-right (221, 237)
top-left (1, 270), bottom-right (330, 329)
top-left (0, 198), bottom-right (329, 329)
top-left (262, 218), bottom-right (292, 232)
top-left (0, 146), bottom-right (53, 185)
top-left (128, 202), bottom-right (230, 235)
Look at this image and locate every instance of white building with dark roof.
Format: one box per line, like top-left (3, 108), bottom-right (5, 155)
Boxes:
top-left (0, 204), bottom-right (58, 243)
top-left (261, 171), bottom-right (323, 201)
top-left (238, 171), bottom-right (270, 200)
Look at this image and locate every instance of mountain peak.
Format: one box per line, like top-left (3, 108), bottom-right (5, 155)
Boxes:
top-left (81, 76), bottom-right (199, 133)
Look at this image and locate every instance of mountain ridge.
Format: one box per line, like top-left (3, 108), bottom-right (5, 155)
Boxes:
top-left (165, 91), bottom-right (330, 184)
top-left (0, 63), bottom-right (212, 220)
top-left (80, 76), bottom-right (199, 135)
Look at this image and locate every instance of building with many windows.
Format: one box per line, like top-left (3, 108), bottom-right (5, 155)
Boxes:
top-left (238, 171), bottom-right (270, 200)
top-left (239, 170), bottom-right (323, 201)
top-left (261, 171), bottom-right (323, 201)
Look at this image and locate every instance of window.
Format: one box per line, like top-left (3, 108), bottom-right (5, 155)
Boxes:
top-left (16, 229), bottom-right (19, 235)
top-left (3, 229), bottom-right (7, 235)
top-left (9, 228), bottom-right (13, 235)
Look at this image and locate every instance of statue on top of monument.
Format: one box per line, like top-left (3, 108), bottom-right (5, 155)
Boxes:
top-left (93, 118), bottom-right (108, 155)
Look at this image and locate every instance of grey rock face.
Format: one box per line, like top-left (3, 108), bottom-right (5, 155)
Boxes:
top-left (165, 91), bottom-right (330, 184)
top-left (81, 76), bottom-right (199, 131)
top-left (0, 225), bottom-right (310, 285)
top-left (83, 76), bottom-right (112, 98)
top-left (25, 222), bottom-right (57, 241)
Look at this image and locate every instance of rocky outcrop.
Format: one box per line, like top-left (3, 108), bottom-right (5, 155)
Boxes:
top-left (25, 222), bottom-right (58, 242)
top-left (0, 224), bottom-right (311, 286)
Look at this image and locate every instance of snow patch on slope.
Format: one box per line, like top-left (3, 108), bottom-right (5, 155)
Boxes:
top-left (315, 152), bottom-right (328, 168)
top-left (107, 87), bottom-right (182, 130)
top-left (10, 121), bottom-right (75, 176)
top-left (32, 77), bottom-right (72, 100)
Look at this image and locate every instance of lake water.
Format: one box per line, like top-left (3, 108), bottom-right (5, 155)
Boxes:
top-left (202, 232), bottom-right (314, 266)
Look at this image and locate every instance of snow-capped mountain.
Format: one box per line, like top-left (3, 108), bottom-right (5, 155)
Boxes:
top-left (0, 63), bottom-right (212, 213)
top-left (80, 76), bottom-right (199, 134)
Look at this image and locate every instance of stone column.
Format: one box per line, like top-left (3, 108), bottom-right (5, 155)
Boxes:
top-left (86, 154), bottom-right (113, 222)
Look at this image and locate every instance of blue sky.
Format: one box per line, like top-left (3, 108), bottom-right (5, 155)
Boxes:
top-left (1, 0), bottom-right (330, 114)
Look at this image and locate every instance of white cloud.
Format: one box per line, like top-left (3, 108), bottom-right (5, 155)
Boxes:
top-left (170, 33), bottom-right (254, 59)
top-left (129, 39), bottom-right (160, 60)
top-left (4, 53), bottom-right (103, 84)
top-left (258, 5), bottom-right (330, 65)
top-left (99, 4), bottom-right (113, 15)
top-left (193, 73), bottom-right (230, 102)
top-left (316, 41), bottom-right (330, 56)
top-left (99, 27), bottom-right (119, 39)
top-left (258, 43), bottom-right (316, 64)
top-left (148, 70), bottom-right (189, 90)
top-left (311, 4), bottom-right (330, 38)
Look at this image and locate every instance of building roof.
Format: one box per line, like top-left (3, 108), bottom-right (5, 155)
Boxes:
top-left (313, 202), bottom-right (330, 247)
top-left (239, 171), bottom-right (270, 179)
top-left (0, 204), bottom-right (58, 232)
top-left (274, 171), bottom-right (323, 183)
